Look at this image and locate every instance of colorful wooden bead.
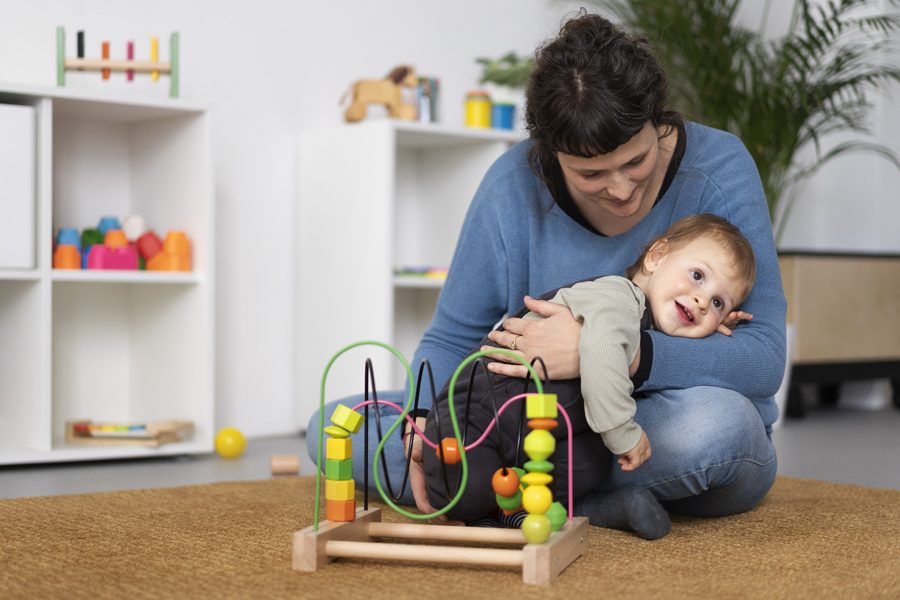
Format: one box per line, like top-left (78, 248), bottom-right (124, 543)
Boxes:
top-left (522, 484), bottom-right (552, 515)
top-left (546, 501), bottom-right (567, 532)
top-left (521, 513), bottom-right (552, 544)
top-left (326, 437), bottom-right (352, 460)
top-left (521, 472), bottom-right (552, 487)
top-left (523, 429), bottom-right (555, 461)
top-left (330, 404), bottom-right (364, 434)
top-left (325, 458), bottom-right (353, 480)
top-left (525, 393), bottom-right (558, 419)
top-left (523, 459), bottom-right (554, 473)
top-left (325, 478), bottom-right (355, 501)
top-left (325, 498), bottom-right (356, 522)
top-left (496, 490), bottom-right (523, 511)
top-left (435, 437), bottom-right (461, 464)
top-left (491, 467), bottom-right (520, 497)
top-left (527, 418), bottom-right (558, 430)
top-left (323, 425), bottom-right (350, 439)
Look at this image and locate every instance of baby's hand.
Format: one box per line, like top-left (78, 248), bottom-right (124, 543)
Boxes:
top-left (618, 430), bottom-right (651, 472)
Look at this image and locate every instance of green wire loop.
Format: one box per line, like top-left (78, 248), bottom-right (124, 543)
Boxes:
top-left (314, 342), bottom-right (544, 529)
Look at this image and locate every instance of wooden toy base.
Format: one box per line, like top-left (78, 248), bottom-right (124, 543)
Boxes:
top-left (292, 508), bottom-right (589, 585)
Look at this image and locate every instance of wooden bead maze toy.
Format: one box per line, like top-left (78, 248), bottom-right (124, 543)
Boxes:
top-left (292, 341), bottom-right (589, 585)
top-left (56, 27), bottom-right (180, 98)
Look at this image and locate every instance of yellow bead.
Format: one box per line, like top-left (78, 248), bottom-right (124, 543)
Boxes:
top-left (330, 404), bottom-right (364, 434)
top-left (214, 427), bottom-right (246, 459)
top-left (521, 513), bottom-right (552, 544)
top-left (526, 393), bottom-right (558, 419)
top-left (323, 425), bottom-right (350, 438)
top-left (325, 478), bottom-right (355, 501)
top-left (326, 437), bottom-right (352, 460)
top-left (523, 429), bottom-right (555, 461)
top-left (521, 472), bottom-right (552, 486)
top-left (522, 484), bottom-right (552, 515)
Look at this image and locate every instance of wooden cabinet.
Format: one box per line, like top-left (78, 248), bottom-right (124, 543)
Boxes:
top-left (0, 84), bottom-right (214, 464)
top-left (779, 253), bottom-right (900, 414)
top-left (295, 120), bottom-right (518, 428)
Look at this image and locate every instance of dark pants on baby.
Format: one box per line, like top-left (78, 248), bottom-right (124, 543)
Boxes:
top-left (423, 354), bottom-right (612, 521)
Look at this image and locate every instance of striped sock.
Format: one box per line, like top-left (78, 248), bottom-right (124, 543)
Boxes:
top-left (499, 511), bottom-right (527, 529)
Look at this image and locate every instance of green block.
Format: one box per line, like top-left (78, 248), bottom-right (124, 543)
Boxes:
top-left (325, 458), bottom-right (353, 480)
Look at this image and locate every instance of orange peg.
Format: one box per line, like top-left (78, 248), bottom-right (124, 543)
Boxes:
top-left (102, 41), bottom-right (110, 79)
top-left (435, 437), bottom-right (461, 465)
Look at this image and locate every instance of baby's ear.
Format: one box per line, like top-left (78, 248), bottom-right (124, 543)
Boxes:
top-left (644, 238), bottom-right (669, 272)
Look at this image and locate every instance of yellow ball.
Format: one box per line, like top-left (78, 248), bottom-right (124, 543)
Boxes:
top-left (522, 514), bottom-right (552, 544)
top-left (522, 484), bottom-right (553, 515)
top-left (215, 427), bottom-right (246, 459)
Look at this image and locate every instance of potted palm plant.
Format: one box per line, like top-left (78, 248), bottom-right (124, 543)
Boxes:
top-left (474, 52), bottom-right (535, 129)
top-left (588, 0), bottom-right (900, 240)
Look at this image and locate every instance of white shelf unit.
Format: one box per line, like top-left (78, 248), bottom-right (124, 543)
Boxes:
top-left (296, 120), bottom-right (518, 428)
top-left (0, 83), bottom-right (214, 464)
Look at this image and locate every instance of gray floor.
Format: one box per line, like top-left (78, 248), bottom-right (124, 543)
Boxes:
top-left (1, 405), bottom-right (898, 499)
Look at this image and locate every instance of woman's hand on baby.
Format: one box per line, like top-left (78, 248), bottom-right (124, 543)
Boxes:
top-left (717, 310), bottom-right (754, 336)
top-left (482, 296), bottom-right (582, 380)
top-left (618, 430), bottom-right (651, 471)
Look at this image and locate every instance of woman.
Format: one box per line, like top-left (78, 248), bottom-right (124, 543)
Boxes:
top-left (308, 12), bottom-right (785, 537)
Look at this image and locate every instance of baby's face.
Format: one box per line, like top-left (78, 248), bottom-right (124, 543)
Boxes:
top-left (638, 236), bottom-right (746, 338)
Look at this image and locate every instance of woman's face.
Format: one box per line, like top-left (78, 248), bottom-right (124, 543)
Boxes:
top-left (557, 122), bottom-right (665, 233)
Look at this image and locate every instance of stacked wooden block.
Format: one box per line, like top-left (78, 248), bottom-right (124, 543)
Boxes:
top-left (324, 404), bottom-right (364, 521)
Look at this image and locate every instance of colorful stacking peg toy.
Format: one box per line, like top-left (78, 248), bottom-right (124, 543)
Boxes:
top-left (86, 229), bottom-right (139, 270)
top-left (147, 231), bottom-right (191, 272)
top-left (323, 403), bottom-right (365, 522)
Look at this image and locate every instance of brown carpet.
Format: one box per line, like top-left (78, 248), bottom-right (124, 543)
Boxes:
top-left (0, 476), bottom-right (897, 599)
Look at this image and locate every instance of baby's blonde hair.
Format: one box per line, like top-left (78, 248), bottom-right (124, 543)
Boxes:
top-left (625, 214), bottom-right (757, 303)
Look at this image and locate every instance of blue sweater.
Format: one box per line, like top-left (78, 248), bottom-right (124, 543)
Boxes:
top-left (411, 122), bottom-right (787, 427)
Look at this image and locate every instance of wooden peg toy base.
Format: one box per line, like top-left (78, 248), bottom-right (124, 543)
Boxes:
top-left (293, 508), bottom-right (589, 585)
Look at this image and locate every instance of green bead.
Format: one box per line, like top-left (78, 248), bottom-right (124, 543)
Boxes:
top-left (522, 514), bottom-right (552, 544)
top-left (546, 501), bottom-right (567, 531)
top-left (524, 459), bottom-right (554, 473)
top-left (496, 490), bottom-right (522, 511)
top-left (513, 467), bottom-right (527, 484)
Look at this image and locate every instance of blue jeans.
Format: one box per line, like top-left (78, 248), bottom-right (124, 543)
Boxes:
top-left (306, 386), bottom-right (777, 517)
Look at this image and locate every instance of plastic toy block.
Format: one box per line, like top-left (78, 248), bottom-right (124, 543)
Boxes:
top-left (326, 437), bottom-right (352, 460)
top-left (86, 244), bottom-right (139, 270)
top-left (104, 229), bottom-right (128, 248)
top-left (122, 215), bottom-right (147, 241)
top-left (330, 404), bottom-right (364, 434)
top-left (56, 227), bottom-right (80, 249)
top-left (80, 228), bottom-right (104, 269)
top-left (526, 393), bottom-right (558, 419)
top-left (147, 231), bottom-right (191, 272)
top-left (136, 230), bottom-right (163, 260)
top-left (97, 216), bottom-right (121, 235)
top-left (325, 498), bottom-right (356, 522)
top-left (325, 458), bottom-right (353, 480)
top-left (325, 478), bottom-right (355, 501)
top-left (323, 425), bottom-right (350, 439)
top-left (53, 245), bottom-right (80, 269)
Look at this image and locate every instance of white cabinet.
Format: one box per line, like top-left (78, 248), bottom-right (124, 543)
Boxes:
top-left (0, 84), bottom-right (214, 464)
top-left (296, 120), bottom-right (518, 428)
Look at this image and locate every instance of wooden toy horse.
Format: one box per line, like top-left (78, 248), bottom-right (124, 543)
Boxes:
top-left (342, 65), bottom-right (418, 122)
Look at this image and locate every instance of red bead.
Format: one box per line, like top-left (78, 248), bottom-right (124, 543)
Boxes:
top-left (436, 437), bottom-right (461, 464)
top-left (491, 467), bottom-right (520, 497)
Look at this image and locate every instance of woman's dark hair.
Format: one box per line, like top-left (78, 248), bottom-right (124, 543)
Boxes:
top-left (525, 12), bottom-right (682, 201)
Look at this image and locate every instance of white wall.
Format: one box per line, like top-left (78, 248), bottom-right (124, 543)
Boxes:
top-left (1, 1), bottom-right (897, 437)
top-left (0, 0), bottom-right (582, 437)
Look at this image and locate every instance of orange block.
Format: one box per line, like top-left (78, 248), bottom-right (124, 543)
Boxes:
top-left (326, 498), bottom-right (356, 522)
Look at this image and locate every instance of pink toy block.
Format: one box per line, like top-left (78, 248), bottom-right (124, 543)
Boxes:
top-left (86, 244), bottom-right (139, 270)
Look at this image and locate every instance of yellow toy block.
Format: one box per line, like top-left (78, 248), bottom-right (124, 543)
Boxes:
top-left (325, 498), bottom-right (356, 522)
top-left (323, 425), bottom-right (350, 439)
top-left (325, 478), bottom-right (355, 501)
top-left (326, 437), bottom-right (352, 460)
top-left (526, 393), bottom-right (558, 419)
top-left (330, 404), bottom-right (364, 434)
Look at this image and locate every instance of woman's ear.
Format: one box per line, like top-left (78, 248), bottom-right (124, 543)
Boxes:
top-left (643, 239), bottom-right (668, 273)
